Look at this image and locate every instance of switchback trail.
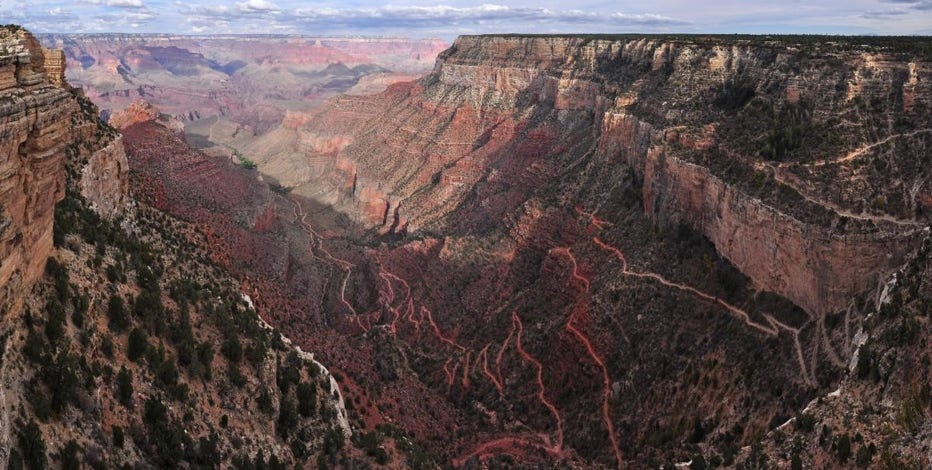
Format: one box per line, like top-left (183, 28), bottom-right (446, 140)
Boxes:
top-left (799, 128), bottom-right (932, 168)
top-left (290, 198), bottom-right (364, 330)
top-left (766, 164), bottom-right (925, 228)
top-left (591, 236), bottom-right (814, 387)
top-left (553, 247), bottom-right (624, 468)
top-left (759, 130), bottom-right (932, 228)
top-left (512, 312), bottom-right (565, 453)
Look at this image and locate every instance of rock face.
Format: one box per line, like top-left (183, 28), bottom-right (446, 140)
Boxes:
top-left (107, 99), bottom-right (161, 130)
top-left (293, 35), bottom-right (931, 317)
top-left (112, 34), bottom-right (932, 468)
top-left (0, 26), bottom-right (127, 314)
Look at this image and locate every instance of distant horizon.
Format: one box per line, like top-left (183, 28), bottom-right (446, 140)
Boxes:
top-left (7, 1), bottom-right (932, 39)
top-left (31, 31), bottom-right (932, 40)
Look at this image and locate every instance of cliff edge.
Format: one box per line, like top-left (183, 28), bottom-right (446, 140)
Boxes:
top-left (290, 34), bottom-right (932, 317)
top-left (0, 26), bottom-right (129, 316)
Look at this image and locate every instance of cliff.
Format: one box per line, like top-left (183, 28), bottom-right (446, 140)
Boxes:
top-left (0, 27), bottom-right (128, 315)
top-left (98, 34), bottom-right (932, 468)
top-left (291, 35), bottom-right (931, 317)
top-left (0, 27), bottom-right (355, 468)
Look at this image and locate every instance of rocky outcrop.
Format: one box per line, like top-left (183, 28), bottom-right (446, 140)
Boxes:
top-left (0, 27), bottom-right (128, 314)
top-left (0, 28), bottom-right (74, 313)
top-left (42, 47), bottom-right (65, 86)
top-left (107, 99), bottom-right (160, 130)
top-left (78, 135), bottom-right (129, 216)
top-left (292, 35), bottom-right (931, 316)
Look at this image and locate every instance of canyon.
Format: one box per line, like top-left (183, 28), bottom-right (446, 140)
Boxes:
top-left (37, 33), bottom-right (449, 141)
top-left (3, 26), bottom-right (931, 468)
top-left (224, 36), bottom-right (932, 466)
top-left (0, 27), bottom-right (356, 468)
top-left (106, 34), bottom-right (932, 468)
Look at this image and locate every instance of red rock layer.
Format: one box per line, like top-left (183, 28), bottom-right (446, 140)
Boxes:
top-left (0, 28), bottom-right (128, 314)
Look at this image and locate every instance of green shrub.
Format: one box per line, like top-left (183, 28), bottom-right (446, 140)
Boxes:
top-left (107, 295), bottom-right (129, 331)
top-left (127, 327), bottom-right (148, 362)
top-left (116, 366), bottom-right (133, 408)
top-left (297, 381), bottom-right (318, 417)
top-left (113, 425), bottom-right (125, 448)
top-left (60, 440), bottom-right (80, 470)
top-left (17, 420), bottom-right (46, 470)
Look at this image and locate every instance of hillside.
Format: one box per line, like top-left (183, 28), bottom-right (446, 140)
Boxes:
top-left (0, 26), bottom-right (362, 468)
top-left (4, 27), bottom-right (932, 469)
top-left (190, 34), bottom-right (929, 468)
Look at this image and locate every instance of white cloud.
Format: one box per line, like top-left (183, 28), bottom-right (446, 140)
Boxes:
top-left (107, 0), bottom-right (145, 8)
top-left (290, 4), bottom-right (687, 28)
top-left (236, 0), bottom-right (279, 13)
top-left (14, 0), bottom-right (932, 36)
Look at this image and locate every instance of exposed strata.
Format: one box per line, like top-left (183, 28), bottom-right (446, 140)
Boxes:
top-left (290, 35), bottom-right (931, 316)
top-left (106, 34), bottom-right (932, 467)
top-left (36, 33), bottom-right (449, 134)
top-left (0, 27), bottom-right (128, 314)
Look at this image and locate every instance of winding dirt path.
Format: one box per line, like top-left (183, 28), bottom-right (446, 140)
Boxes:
top-left (290, 198), bottom-right (364, 330)
top-left (512, 312), bottom-right (564, 452)
top-left (593, 237), bottom-right (778, 336)
top-left (591, 236), bottom-right (814, 387)
top-left (554, 247), bottom-right (624, 468)
top-left (800, 128), bottom-right (932, 168)
top-left (760, 129), bottom-right (932, 228)
top-left (766, 165), bottom-right (925, 228)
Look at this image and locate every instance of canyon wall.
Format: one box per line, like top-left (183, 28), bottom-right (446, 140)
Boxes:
top-left (0, 27), bottom-right (128, 314)
top-left (294, 35), bottom-right (931, 316)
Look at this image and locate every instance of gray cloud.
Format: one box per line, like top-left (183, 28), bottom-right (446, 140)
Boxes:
top-left (862, 8), bottom-right (911, 18)
top-left (287, 4), bottom-right (688, 29)
top-left (879, 0), bottom-right (932, 10)
top-left (107, 0), bottom-right (145, 9)
top-left (9, 0), bottom-right (932, 36)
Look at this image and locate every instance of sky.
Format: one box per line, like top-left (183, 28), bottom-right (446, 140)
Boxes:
top-left (3, 0), bottom-right (932, 38)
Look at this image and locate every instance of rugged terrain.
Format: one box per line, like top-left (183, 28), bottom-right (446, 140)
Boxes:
top-left (215, 33), bottom-right (932, 466)
top-left (6, 27), bottom-right (932, 468)
top-left (0, 26), bottom-right (364, 468)
top-left (37, 33), bottom-right (448, 138)
top-left (111, 34), bottom-right (932, 468)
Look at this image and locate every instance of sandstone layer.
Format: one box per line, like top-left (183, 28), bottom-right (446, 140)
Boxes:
top-left (113, 35), bottom-right (932, 468)
top-left (0, 27), bottom-right (128, 314)
top-left (292, 35), bottom-right (931, 317)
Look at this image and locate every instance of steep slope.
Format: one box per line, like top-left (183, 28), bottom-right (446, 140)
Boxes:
top-left (744, 232), bottom-right (932, 469)
top-left (0, 26), bottom-right (355, 468)
top-left (213, 35), bottom-right (930, 467)
top-left (294, 35), bottom-right (930, 317)
top-left (0, 25), bottom-right (128, 318)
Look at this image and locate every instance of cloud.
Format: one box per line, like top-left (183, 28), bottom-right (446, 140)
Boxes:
top-left (236, 0), bottom-right (279, 13)
top-left (862, 9), bottom-right (910, 18)
top-left (107, 0), bottom-right (145, 8)
top-left (289, 4), bottom-right (688, 29)
top-left (879, 0), bottom-right (932, 10)
top-left (865, 0), bottom-right (932, 19)
top-left (11, 0), bottom-right (932, 36)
